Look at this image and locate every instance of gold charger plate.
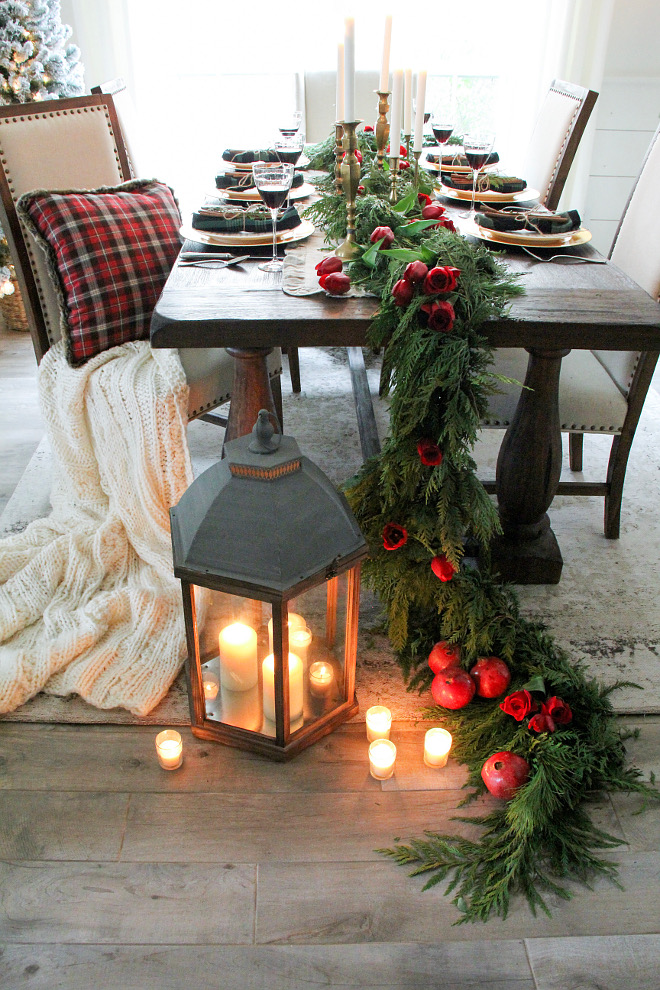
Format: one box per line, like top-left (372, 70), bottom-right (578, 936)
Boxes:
top-left (468, 221), bottom-right (592, 250)
top-left (439, 182), bottom-right (540, 204)
top-left (180, 219), bottom-right (315, 248)
top-left (424, 156), bottom-right (497, 175)
top-left (220, 153), bottom-right (310, 172)
top-left (206, 182), bottom-right (314, 203)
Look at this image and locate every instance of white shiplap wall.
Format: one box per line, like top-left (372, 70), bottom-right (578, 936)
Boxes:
top-left (584, 76), bottom-right (660, 254)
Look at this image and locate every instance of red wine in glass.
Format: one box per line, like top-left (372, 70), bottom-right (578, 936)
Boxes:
top-left (279, 128), bottom-right (298, 138)
top-left (251, 162), bottom-right (294, 272)
top-left (462, 131), bottom-right (495, 218)
top-left (432, 125), bottom-right (453, 145)
top-left (274, 146), bottom-right (302, 166)
top-left (260, 185), bottom-right (290, 210)
top-left (465, 150), bottom-right (490, 170)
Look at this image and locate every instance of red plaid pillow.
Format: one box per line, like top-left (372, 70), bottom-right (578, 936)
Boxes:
top-left (18, 179), bottom-right (181, 366)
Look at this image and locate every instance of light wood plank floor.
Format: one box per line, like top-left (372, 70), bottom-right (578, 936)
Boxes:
top-left (1, 325), bottom-right (660, 988)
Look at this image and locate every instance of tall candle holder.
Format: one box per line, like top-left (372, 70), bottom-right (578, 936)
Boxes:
top-left (335, 119), bottom-right (362, 261)
top-left (412, 149), bottom-right (422, 187)
top-left (375, 91), bottom-right (390, 169)
top-left (334, 122), bottom-right (344, 194)
top-left (404, 133), bottom-right (412, 161)
top-left (388, 154), bottom-right (401, 206)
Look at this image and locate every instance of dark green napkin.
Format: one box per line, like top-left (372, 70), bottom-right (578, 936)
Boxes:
top-left (443, 173), bottom-right (526, 193)
top-left (214, 171), bottom-right (304, 192)
top-left (222, 149), bottom-right (282, 164)
top-left (426, 151), bottom-right (500, 167)
top-left (475, 206), bottom-right (581, 234)
top-left (192, 204), bottom-right (302, 234)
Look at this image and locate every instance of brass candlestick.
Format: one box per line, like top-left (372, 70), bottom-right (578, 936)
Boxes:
top-left (412, 149), bottom-right (421, 187)
top-left (335, 119), bottom-right (362, 260)
top-left (388, 155), bottom-right (400, 205)
top-left (375, 91), bottom-right (390, 169)
top-left (334, 122), bottom-right (344, 194)
top-left (404, 133), bottom-right (412, 161)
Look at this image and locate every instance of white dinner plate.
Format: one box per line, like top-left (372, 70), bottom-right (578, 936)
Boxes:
top-left (180, 219), bottom-right (315, 247)
top-left (466, 220), bottom-right (593, 249)
top-left (206, 182), bottom-right (314, 203)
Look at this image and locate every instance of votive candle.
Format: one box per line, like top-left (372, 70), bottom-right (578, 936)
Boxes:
top-left (424, 727), bottom-right (452, 768)
top-left (413, 70), bottom-right (427, 152)
top-left (218, 621), bottom-right (258, 692)
top-left (155, 729), bottom-right (183, 770)
top-left (202, 670), bottom-right (220, 701)
top-left (289, 625), bottom-right (312, 667)
top-left (379, 15), bottom-right (392, 93)
top-left (262, 652), bottom-right (304, 722)
top-left (309, 660), bottom-right (335, 697)
top-left (369, 738), bottom-right (396, 780)
top-left (366, 704), bottom-right (392, 741)
top-left (268, 612), bottom-right (306, 653)
top-left (344, 17), bottom-right (355, 120)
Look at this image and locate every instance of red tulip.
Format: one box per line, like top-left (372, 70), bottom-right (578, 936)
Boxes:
top-left (431, 554), bottom-right (457, 582)
top-left (417, 438), bottom-right (443, 465)
top-left (319, 272), bottom-right (351, 295)
top-left (392, 278), bottom-right (414, 307)
top-left (364, 124), bottom-right (374, 132)
top-left (315, 256), bottom-right (343, 276)
top-left (403, 261), bottom-right (428, 284)
top-left (383, 522), bottom-right (408, 550)
top-left (370, 226), bottom-right (395, 247)
top-left (421, 204), bottom-right (446, 221)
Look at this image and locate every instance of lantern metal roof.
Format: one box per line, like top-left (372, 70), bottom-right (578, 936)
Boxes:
top-left (170, 422), bottom-right (368, 597)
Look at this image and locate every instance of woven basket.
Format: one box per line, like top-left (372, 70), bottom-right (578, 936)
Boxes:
top-left (0, 274), bottom-right (29, 332)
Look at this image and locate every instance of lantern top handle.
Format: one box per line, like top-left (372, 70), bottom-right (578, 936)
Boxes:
top-left (249, 409), bottom-right (282, 454)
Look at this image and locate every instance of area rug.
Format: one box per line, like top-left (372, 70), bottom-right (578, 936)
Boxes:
top-left (1, 345), bottom-right (659, 723)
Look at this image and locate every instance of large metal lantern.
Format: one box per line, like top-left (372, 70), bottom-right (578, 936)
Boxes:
top-left (170, 413), bottom-right (369, 760)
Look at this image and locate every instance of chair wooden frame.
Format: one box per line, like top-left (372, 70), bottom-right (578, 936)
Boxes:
top-left (532, 78), bottom-right (598, 211)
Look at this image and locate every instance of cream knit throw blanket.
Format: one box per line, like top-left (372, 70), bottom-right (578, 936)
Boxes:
top-left (0, 339), bottom-right (194, 716)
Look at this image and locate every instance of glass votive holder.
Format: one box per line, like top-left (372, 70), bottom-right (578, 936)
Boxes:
top-left (155, 729), bottom-right (183, 770)
top-left (202, 670), bottom-right (220, 701)
top-left (309, 660), bottom-right (335, 697)
top-left (290, 625), bottom-right (313, 667)
top-left (424, 727), bottom-right (452, 768)
top-left (369, 738), bottom-right (396, 780)
top-left (366, 705), bottom-right (392, 741)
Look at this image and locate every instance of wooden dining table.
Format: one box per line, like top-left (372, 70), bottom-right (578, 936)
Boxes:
top-left (151, 221), bottom-right (660, 586)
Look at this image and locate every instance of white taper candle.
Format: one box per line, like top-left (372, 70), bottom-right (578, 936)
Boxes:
top-left (379, 15), bottom-right (392, 92)
top-left (390, 69), bottom-right (403, 156)
top-left (344, 18), bottom-right (355, 120)
top-left (413, 70), bottom-right (427, 152)
top-left (336, 42), bottom-right (344, 121)
top-left (403, 68), bottom-right (412, 134)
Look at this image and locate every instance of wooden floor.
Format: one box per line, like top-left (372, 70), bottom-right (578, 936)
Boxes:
top-left (1, 325), bottom-right (660, 988)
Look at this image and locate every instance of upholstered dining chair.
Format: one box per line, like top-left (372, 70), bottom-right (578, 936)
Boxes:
top-left (524, 78), bottom-right (598, 211)
top-left (481, 122), bottom-right (660, 539)
top-left (0, 92), bottom-right (284, 426)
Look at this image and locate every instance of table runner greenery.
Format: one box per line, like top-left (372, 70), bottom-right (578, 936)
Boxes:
top-left (303, 130), bottom-right (657, 924)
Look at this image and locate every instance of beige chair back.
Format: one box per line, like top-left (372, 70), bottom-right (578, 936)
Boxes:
top-left (0, 95), bottom-right (131, 361)
top-left (593, 123), bottom-right (660, 394)
top-left (304, 71), bottom-right (379, 143)
top-left (524, 79), bottom-right (598, 211)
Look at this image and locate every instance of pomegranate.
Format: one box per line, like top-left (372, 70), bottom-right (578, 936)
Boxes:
top-left (469, 656), bottom-right (511, 698)
top-left (431, 666), bottom-right (475, 709)
top-left (428, 640), bottom-right (461, 674)
top-left (481, 751), bottom-right (530, 800)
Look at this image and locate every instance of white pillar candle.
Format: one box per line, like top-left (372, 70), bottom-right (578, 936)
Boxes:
top-left (424, 727), bottom-right (452, 768)
top-left (336, 42), bottom-right (344, 121)
top-left (268, 612), bottom-right (306, 654)
top-left (202, 670), bottom-right (220, 701)
top-left (413, 70), bottom-right (427, 152)
top-left (289, 625), bottom-right (312, 667)
top-left (218, 622), bottom-right (258, 692)
top-left (344, 17), bottom-right (355, 121)
top-left (379, 15), bottom-right (392, 92)
top-left (309, 660), bottom-right (335, 697)
top-left (262, 652), bottom-right (304, 722)
top-left (366, 705), bottom-right (392, 741)
top-left (155, 730), bottom-right (183, 770)
top-left (369, 738), bottom-right (396, 780)
top-left (403, 68), bottom-right (412, 135)
top-left (389, 69), bottom-right (403, 155)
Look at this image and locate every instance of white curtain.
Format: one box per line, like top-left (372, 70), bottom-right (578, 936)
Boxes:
top-left (62, 0), bottom-right (614, 216)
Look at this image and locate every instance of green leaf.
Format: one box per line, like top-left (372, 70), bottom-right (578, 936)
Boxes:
top-left (360, 238), bottom-right (383, 268)
top-left (392, 188), bottom-right (418, 214)
top-left (395, 219), bottom-right (444, 237)
top-left (380, 248), bottom-right (424, 262)
top-left (420, 245), bottom-right (437, 264)
top-left (522, 675), bottom-right (546, 693)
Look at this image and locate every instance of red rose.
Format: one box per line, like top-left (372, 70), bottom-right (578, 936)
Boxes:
top-left (421, 204), bottom-right (446, 221)
top-left (439, 216), bottom-right (457, 233)
top-left (544, 696), bottom-right (572, 725)
top-left (418, 192), bottom-right (433, 207)
top-left (528, 712), bottom-right (556, 733)
top-left (383, 522), bottom-right (408, 550)
top-left (399, 159), bottom-right (410, 170)
top-left (386, 144), bottom-right (407, 157)
top-left (315, 256), bottom-right (343, 276)
top-left (417, 438), bottom-right (443, 465)
top-left (392, 278), bottom-right (414, 307)
top-left (421, 299), bottom-right (455, 333)
top-left (363, 124), bottom-right (374, 132)
top-left (403, 260), bottom-right (428, 284)
top-left (431, 554), bottom-right (456, 582)
top-left (340, 149), bottom-right (363, 163)
top-left (370, 226), bottom-right (395, 247)
top-left (319, 272), bottom-right (351, 295)
top-left (500, 690), bottom-right (537, 721)
top-left (357, 185), bottom-right (366, 195)
top-left (423, 266), bottom-right (461, 294)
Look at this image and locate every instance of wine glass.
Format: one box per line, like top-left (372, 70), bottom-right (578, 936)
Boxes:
top-left (272, 138), bottom-right (304, 208)
top-left (278, 111), bottom-right (303, 139)
top-left (462, 131), bottom-right (495, 219)
top-left (251, 161), bottom-right (294, 273)
top-left (430, 116), bottom-right (455, 170)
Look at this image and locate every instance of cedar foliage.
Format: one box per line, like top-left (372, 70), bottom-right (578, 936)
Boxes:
top-left (310, 140), bottom-right (658, 924)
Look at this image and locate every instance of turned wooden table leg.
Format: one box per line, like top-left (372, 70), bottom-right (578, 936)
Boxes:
top-left (490, 346), bottom-right (570, 585)
top-left (224, 347), bottom-right (277, 445)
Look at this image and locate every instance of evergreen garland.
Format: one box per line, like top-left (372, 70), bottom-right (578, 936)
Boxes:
top-left (306, 143), bottom-right (658, 923)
